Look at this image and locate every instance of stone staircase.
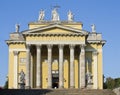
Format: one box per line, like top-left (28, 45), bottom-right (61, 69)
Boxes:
top-left (0, 89), bottom-right (116, 95)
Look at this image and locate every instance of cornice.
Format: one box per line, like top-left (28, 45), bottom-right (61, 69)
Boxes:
top-left (28, 21), bottom-right (83, 25)
top-left (22, 24), bottom-right (88, 35)
top-left (6, 40), bottom-right (25, 45)
top-left (23, 33), bottom-right (86, 36)
top-left (87, 40), bottom-right (106, 45)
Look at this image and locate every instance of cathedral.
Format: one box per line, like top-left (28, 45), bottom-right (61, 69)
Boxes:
top-left (6, 8), bottom-right (106, 89)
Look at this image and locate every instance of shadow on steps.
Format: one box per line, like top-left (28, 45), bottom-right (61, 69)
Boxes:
top-left (0, 89), bottom-right (116, 95)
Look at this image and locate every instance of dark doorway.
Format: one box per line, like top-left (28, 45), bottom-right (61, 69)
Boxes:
top-left (52, 74), bottom-right (59, 88)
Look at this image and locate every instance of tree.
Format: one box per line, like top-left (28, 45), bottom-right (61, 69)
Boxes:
top-left (3, 76), bottom-right (8, 89)
top-left (105, 77), bottom-right (115, 89)
top-left (114, 78), bottom-right (120, 88)
top-left (3, 80), bottom-right (8, 89)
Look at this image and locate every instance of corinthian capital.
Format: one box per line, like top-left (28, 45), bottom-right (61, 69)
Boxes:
top-left (80, 44), bottom-right (86, 49)
top-left (69, 44), bottom-right (75, 49)
top-left (13, 51), bottom-right (19, 55)
top-left (26, 44), bottom-right (31, 49)
top-left (47, 44), bottom-right (53, 49)
top-left (59, 44), bottom-right (64, 49)
top-left (93, 51), bottom-right (98, 56)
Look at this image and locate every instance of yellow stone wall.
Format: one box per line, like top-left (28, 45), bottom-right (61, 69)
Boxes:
top-left (97, 45), bottom-right (103, 89)
top-left (64, 24), bottom-right (82, 29)
top-left (26, 35), bottom-right (85, 44)
top-left (28, 23), bottom-right (83, 30)
top-left (64, 59), bottom-right (69, 88)
top-left (8, 44), bottom-right (26, 88)
top-left (42, 60), bottom-right (48, 88)
top-left (18, 51), bottom-right (26, 72)
top-left (29, 24), bottom-right (48, 29)
top-left (8, 51), bottom-right (14, 88)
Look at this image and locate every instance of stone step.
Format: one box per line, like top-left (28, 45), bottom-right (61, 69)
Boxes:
top-left (0, 89), bottom-right (116, 95)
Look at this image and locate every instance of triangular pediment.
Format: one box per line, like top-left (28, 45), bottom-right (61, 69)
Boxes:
top-left (22, 24), bottom-right (88, 35)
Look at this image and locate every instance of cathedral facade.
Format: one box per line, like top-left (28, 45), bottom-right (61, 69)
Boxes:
top-left (6, 9), bottom-right (106, 89)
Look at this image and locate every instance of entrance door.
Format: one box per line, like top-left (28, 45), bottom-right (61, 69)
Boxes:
top-left (52, 74), bottom-right (59, 88)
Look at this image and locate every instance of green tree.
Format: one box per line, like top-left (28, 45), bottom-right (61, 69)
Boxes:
top-left (106, 77), bottom-right (115, 89)
top-left (114, 78), bottom-right (120, 88)
top-left (3, 80), bottom-right (8, 89)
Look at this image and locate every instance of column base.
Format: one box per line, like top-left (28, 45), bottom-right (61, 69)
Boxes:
top-left (59, 86), bottom-right (64, 89)
top-left (70, 86), bottom-right (75, 88)
top-left (36, 86), bottom-right (42, 89)
top-left (47, 86), bottom-right (52, 89)
top-left (87, 83), bottom-right (93, 89)
top-left (80, 86), bottom-right (86, 89)
top-left (25, 86), bottom-right (31, 89)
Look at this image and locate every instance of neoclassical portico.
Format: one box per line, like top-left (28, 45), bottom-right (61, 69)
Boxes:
top-left (6, 8), bottom-right (106, 89)
top-left (25, 44), bottom-right (86, 89)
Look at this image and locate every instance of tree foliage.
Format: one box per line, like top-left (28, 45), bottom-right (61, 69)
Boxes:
top-left (3, 80), bottom-right (8, 89)
top-left (104, 77), bottom-right (120, 89)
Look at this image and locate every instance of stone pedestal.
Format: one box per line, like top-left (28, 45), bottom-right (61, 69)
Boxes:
top-left (87, 83), bottom-right (93, 89)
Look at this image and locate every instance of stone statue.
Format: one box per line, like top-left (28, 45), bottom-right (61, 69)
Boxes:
top-left (38, 10), bottom-right (45, 21)
top-left (91, 24), bottom-right (96, 32)
top-left (51, 8), bottom-right (60, 21)
top-left (68, 10), bottom-right (74, 21)
top-left (15, 24), bottom-right (20, 32)
top-left (19, 69), bottom-right (25, 89)
top-left (86, 72), bottom-right (93, 84)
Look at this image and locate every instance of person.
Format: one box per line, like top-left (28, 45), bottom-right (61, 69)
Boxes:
top-left (38, 10), bottom-right (45, 21)
top-left (52, 8), bottom-right (60, 21)
top-left (68, 10), bottom-right (74, 21)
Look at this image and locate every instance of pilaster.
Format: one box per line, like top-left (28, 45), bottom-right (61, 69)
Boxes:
top-left (26, 44), bottom-right (31, 89)
top-left (93, 51), bottom-right (98, 89)
top-left (13, 51), bottom-right (19, 89)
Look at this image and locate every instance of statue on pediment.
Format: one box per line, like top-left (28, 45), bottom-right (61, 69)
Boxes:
top-left (91, 24), bottom-right (96, 32)
top-left (52, 8), bottom-right (60, 21)
top-left (68, 10), bottom-right (74, 21)
top-left (15, 24), bottom-right (20, 32)
top-left (38, 10), bottom-right (45, 21)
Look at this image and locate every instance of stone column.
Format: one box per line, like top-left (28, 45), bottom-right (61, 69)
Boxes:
top-left (59, 44), bottom-right (64, 88)
top-left (13, 51), bottom-right (19, 89)
top-left (36, 45), bottom-right (42, 88)
top-left (26, 45), bottom-right (31, 89)
top-left (30, 53), bottom-right (33, 88)
top-left (47, 45), bottom-right (52, 88)
top-left (93, 51), bottom-right (98, 89)
top-left (70, 44), bottom-right (75, 88)
top-left (79, 44), bottom-right (86, 89)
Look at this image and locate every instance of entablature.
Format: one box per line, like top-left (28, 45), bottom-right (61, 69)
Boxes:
top-left (23, 33), bottom-right (86, 36)
top-left (22, 24), bottom-right (88, 35)
top-left (87, 40), bottom-right (106, 46)
top-left (6, 40), bottom-right (25, 45)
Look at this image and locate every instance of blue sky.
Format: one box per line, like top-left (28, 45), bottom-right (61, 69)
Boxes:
top-left (0, 0), bottom-right (120, 86)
